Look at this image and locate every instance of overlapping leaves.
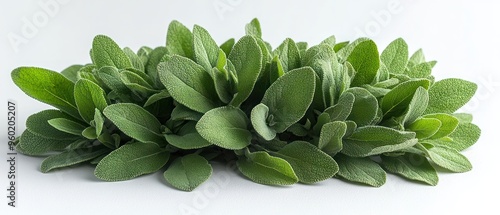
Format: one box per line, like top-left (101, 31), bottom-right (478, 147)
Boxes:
top-left (12, 18), bottom-right (480, 191)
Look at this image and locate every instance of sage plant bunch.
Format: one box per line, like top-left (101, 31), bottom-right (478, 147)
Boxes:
top-left (12, 19), bottom-right (481, 191)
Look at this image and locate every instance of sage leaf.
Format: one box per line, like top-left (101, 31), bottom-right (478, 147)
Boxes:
top-left (318, 121), bottom-right (347, 155)
top-left (91, 35), bottom-right (132, 69)
top-left (425, 78), bottom-right (477, 114)
top-left (275, 141), bottom-right (339, 183)
top-left (380, 38), bottom-right (408, 74)
top-left (433, 123), bottom-right (480, 151)
top-left (381, 79), bottom-right (430, 118)
top-left (193, 25), bottom-right (219, 72)
top-left (245, 18), bottom-right (262, 38)
top-left (402, 87), bottom-right (429, 126)
top-left (346, 87), bottom-right (378, 126)
top-left (12, 67), bottom-right (80, 118)
top-left (324, 92), bottom-right (355, 122)
top-left (251, 103), bottom-right (276, 141)
top-left (159, 55), bottom-right (219, 113)
top-left (61, 65), bottom-right (83, 83)
top-left (94, 109), bottom-right (105, 136)
top-left (166, 20), bottom-right (194, 59)
top-left (74, 78), bottom-right (108, 123)
top-left (424, 145), bottom-right (472, 172)
top-left (95, 142), bottom-right (170, 181)
top-left (48, 118), bottom-right (86, 136)
top-left (342, 126), bottom-right (417, 157)
top-left (335, 154), bottom-right (386, 187)
top-left (17, 130), bottom-right (77, 155)
top-left (346, 39), bottom-right (380, 86)
top-left (26, 110), bottom-right (80, 140)
top-left (407, 118), bottom-right (441, 139)
top-left (261, 67), bottom-right (316, 132)
top-left (273, 38), bottom-right (301, 73)
top-left (422, 113), bottom-right (459, 139)
top-left (164, 154), bottom-right (212, 191)
top-left (237, 151), bottom-right (298, 185)
top-left (220, 38), bottom-right (235, 56)
top-left (41, 147), bottom-right (109, 173)
top-left (196, 106), bottom-right (252, 150)
top-left (103, 103), bottom-right (166, 146)
top-left (165, 122), bottom-right (212, 150)
top-left (228, 35), bottom-right (263, 106)
top-left (381, 154), bottom-right (438, 186)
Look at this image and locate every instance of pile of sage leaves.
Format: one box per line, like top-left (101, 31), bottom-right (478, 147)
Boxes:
top-left (12, 18), bottom-right (481, 191)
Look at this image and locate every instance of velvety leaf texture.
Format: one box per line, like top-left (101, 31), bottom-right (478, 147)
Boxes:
top-left (10, 18), bottom-right (481, 191)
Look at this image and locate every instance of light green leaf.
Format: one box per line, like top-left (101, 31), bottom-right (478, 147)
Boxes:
top-left (245, 18), bottom-right (262, 38)
top-left (380, 38), bottom-right (408, 74)
top-left (165, 122), bottom-right (212, 150)
top-left (26, 110), bottom-right (80, 140)
top-left (41, 147), bottom-right (109, 173)
top-left (164, 154), bottom-right (212, 191)
top-left (318, 121), bottom-right (347, 155)
top-left (381, 79), bottom-right (430, 118)
top-left (96, 66), bottom-right (131, 96)
top-left (61, 65), bottom-right (84, 83)
top-left (433, 123), bottom-right (480, 151)
top-left (82, 126), bottom-right (97, 139)
top-left (424, 145), bottom-right (472, 172)
top-left (159, 55), bottom-right (219, 113)
top-left (261, 67), bottom-right (316, 132)
top-left (423, 113), bottom-right (459, 139)
top-left (237, 151), bottom-right (298, 185)
top-left (273, 38), bottom-right (301, 73)
top-left (425, 78), bottom-right (477, 114)
top-left (48, 118), bottom-right (86, 136)
top-left (346, 39), bottom-right (380, 86)
top-left (336, 154), bottom-right (386, 187)
top-left (211, 67), bottom-right (233, 104)
top-left (91, 35), bottom-right (132, 69)
top-left (12, 67), bottom-right (80, 118)
top-left (166, 20), bottom-right (193, 59)
top-left (74, 79), bottom-right (108, 123)
top-left (402, 87), bottom-right (429, 126)
top-left (123, 47), bottom-right (145, 72)
top-left (324, 92), bottom-right (355, 122)
top-left (407, 118), bottom-right (441, 139)
top-left (95, 142), bottom-right (170, 181)
top-left (320, 35), bottom-right (336, 48)
top-left (94, 109), bottom-right (105, 136)
top-left (17, 130), bottom-right (76, 155)
top-left (196, 106), bottom-right (252, 150)
top-left (342, 126), bottom-right (417, 157)
top-left (269, 56), bottom-right (284, 84)
top-left (407, 62), bottom-right (432, 78)
top-left (407, 49), bottom-right (426, 68)
top-left (193, 25), bottom-right (219, 72)
top-left (381, 154), bottom-right (438, 186)
top-left (220, 38), bottom-right (235, 56)
top-left (144, 90), bottom-right (170, 107)
top-left (103, 103), bottom-right (166, 146)
top-left (144, 47), bottom-right (168, 86)
top-left (274, 141), bottom-right (338, 183)
top-left (346, 87), bottom-right (378, 126)
top-left (228, 35), bottom-right (263, 107)
top-left (251, 103), bottom-right (276, 141)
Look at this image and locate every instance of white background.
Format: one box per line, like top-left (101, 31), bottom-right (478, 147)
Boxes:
top-left (1, 0), bottom-right (499, 214)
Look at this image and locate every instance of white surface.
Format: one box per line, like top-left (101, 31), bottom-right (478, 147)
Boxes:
top-left (1, 0), bottom-right (499, 214)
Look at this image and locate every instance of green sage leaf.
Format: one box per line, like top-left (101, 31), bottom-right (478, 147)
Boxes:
top-left (164, 154), bottom-right (212, 191)
top-left (94, 142), bottom-right (170, 181)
